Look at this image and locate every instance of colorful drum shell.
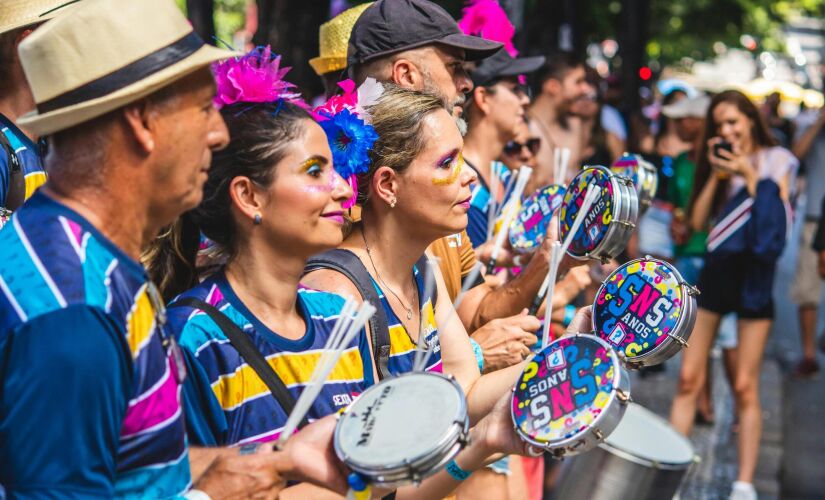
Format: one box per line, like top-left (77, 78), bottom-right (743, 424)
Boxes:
top-left (334, 371), bottom-right (469, 487)
top-left (593, 257), bottom-right (698, 368)
top-left (508, 184), bottom-right (566, 254)
top-left (559, 165), bottom-right (639, 262)
top-left (511, 334), bottom-right (630, 458)
top-left (611, 154), bottom-right (658, 214)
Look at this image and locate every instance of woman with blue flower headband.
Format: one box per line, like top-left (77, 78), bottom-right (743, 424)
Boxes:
top-left (145, 47), bottom-right (556, 499)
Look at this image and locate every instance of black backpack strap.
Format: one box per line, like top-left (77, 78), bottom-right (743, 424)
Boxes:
top-left (304, 249), bottom-right (439, 381)
top-left (0, 130), bottom-right (25, 211)
top-left (305, 249), bottom-right (392, 380)
top-left (169, 296), bottom-right (309, 430)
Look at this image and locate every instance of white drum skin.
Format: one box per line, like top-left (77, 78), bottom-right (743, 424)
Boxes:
top-left (334, 371), bottom-right (469, 487)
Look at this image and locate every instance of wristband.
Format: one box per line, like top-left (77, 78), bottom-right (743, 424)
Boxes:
top-left (562, 304), bottom-right (576, 328)
top-left (469, 338), bottom-right (484, 372)
top-left (445, 459), bottom-right (473, 481)
top-left (183, 489), bottom-right (212, 500)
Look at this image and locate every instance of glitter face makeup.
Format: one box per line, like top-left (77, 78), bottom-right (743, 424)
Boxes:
top-left (299, 157), bottom-right (337, 193)
top-left (432, 151), bottom-right (463, 186)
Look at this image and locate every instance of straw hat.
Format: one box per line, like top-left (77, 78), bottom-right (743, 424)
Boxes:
top-left (309, 2), bottom-right (372, 76)
top-left (0, 0), bottom-right (79, 35)
top-left (16, 0), bottom-right (237, 136)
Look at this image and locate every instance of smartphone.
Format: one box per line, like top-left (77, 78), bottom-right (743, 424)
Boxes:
top-left (713, 141), bottom-right (733, 157)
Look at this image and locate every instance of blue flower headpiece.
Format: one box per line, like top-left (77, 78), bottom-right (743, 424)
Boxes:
top-left (313, 78), bottom-right (383, 208)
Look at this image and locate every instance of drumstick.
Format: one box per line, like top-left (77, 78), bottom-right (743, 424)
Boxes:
top-left (499, 168), bottom-right (518, 217)
top-left (528, 184), bottom-right (600, 315)
top-left (540, 242), bottom-right (562, 348)
top-left (277, 301), bottom-right (376, 445)
top-left (558, 148), bottom-right (571, 185)
top-left (485, 166), bottom-right (532, 274)
top-left (413, 257), bottom-right (439, 372)
top-left (553, 148), bottom-right (562, 184)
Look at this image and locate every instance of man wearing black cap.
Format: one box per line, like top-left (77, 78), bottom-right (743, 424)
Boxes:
top-left (348, 0), bottom-right (500, 131)
top-left (463, 50), bottom-right (544, 248)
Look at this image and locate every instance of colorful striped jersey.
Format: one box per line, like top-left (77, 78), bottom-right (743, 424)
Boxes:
top-left (371, 263), bottom-right (442, 374)
top-left (0, 192), bottom-right (190, 498)
top-left (467, 160), bottom-right (514, 248)
top-left (0, 113), bottom-right (46, 209)
top-left (167, 274), bottom-right (373, 446)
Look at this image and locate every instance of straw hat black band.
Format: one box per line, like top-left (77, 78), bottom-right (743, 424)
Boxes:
top-left (37, 31), bottom-right (204, 114)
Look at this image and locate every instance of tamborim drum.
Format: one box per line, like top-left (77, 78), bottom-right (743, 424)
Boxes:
top-left (509, 184), bottom-right (566, 254)
top-left (553, 402), bottom-right (697, 500)
top-left (559, 166), bottom-right (639, 262)
top-left (593, 257), bottom-right (699, 368)
top-left (511, 334), bottom-right (630, 458)
top-left (334, 371), bottom-right (469, 487)
top-left (611, 154), bottom-right (658, 214)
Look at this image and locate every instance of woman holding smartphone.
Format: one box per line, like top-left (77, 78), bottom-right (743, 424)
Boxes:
top-left (669, 90), bottom-right (796, 500)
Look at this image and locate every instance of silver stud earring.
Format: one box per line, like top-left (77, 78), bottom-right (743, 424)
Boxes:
top-left (389, 198), bottom-right (397, 208)
top-left (254, 214), bottom-right (262, 225)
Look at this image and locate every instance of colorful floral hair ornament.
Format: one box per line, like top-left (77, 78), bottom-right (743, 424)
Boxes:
top-left (212, 45), bottom-right (304, 108)
top-left (314, 78), bottom-right (384, 208)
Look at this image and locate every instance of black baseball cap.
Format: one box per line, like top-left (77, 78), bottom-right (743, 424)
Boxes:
top-left (470, 50), bottom-right (545, 87)
top-left (347, 0), bottom-right (503, 67)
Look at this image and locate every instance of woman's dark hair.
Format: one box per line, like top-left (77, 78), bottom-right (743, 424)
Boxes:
top-left (687, 90), bottom-right (776, 221)
top-left (143, 100), bottom-right (312, 301)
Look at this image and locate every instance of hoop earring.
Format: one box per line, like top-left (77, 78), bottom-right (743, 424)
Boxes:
top-left (254, 214), bottom-right (262, 225)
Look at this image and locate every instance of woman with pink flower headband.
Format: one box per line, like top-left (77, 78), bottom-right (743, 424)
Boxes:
top-left (145, 47), bottom-right (555, 499)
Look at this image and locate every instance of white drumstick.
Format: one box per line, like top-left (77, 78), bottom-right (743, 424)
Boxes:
top-left (486, 166), bottom-right (533, 273)
top-left (553, 148), bottom-right (562, 184)
top-left (529, 183), bottom-right (600, 315)
top-left (277, 301), bottom-right (375, 445)
top-left (559, 148), bottom-right (571, 185)
top-left (540, 242), bottom-right (562, 348)
top-left (486, 166), bottom-right (500, 241)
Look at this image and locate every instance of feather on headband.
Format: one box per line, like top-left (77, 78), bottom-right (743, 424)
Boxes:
top-left (212, 46), bottom-right (305, 108)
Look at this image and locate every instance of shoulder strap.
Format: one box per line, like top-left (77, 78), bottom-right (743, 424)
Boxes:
top-left (0, 130), bottom-right (25, 211)
top-left (305, 249), bottom-right (392, 380)
top-left (169, 296), bottom-right (309, 430)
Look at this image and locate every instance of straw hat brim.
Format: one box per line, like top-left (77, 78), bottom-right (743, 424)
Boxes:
top-left (18, 44), bottom-right (238, 136)
top-left (309, 55), bottom-right (347, 76)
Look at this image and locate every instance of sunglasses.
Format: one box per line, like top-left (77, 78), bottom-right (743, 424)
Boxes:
top-left (503, 138), bottom-right (541, 157)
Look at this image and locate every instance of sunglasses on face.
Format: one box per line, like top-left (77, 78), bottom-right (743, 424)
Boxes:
top-left (503, 137), bottom-right (541, 157)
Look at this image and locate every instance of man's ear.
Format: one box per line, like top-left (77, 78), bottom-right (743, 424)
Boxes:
top-left (542, 78), bottom-right (560, 96)
top-left (390, 58), bottom-right (423, 89)
top-left (122, 101), bottom-right (156, 155)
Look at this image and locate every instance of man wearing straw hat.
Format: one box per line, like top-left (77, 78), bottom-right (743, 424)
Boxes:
top-left (0, 0), bottom-right (79, 226)
top-left (0, 0), bottom-right (350, 497)
top-left (309, 2), bottom-right (373, 99)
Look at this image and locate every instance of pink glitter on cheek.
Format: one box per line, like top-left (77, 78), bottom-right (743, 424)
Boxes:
top-left (300, 169), bottom-right (336, 193)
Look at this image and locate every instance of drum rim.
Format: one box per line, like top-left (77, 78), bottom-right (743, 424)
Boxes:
top-left (334, 371), bottom-right (469, 478)
top-left (591, 256), bottom-right (694, 364)
top-left (511, 333), bottom-right (626, 449)
top-left (597, 402), bottom-right (696, 469)
top-left (560, 165), bottom-right (628, 260)
top-left (509, 183), bottom-right (566, 253)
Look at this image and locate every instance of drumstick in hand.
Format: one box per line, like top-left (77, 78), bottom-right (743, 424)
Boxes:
top-left (529, 183), bottom-right (600, 315)
top-left (485, 166), bottom-right (532, 274)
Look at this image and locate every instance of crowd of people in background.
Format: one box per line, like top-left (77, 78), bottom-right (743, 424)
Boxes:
top-left (1, 0), bottom-right (823, 499)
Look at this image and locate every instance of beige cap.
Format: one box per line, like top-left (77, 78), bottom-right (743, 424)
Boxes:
top-left (17, 0), bottom-right (238, 136)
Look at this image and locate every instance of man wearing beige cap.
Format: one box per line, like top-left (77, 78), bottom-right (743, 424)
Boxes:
top-left (0, 0), bottom-right (78, 226)
top-left (0, 0), bottom-right (349, 497)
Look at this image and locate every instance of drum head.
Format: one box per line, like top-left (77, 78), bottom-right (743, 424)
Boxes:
top-left (559, 166), bottom-right (615, 257)
top-left (509, 184), bottom-right (566, 254)
top-left (593, 258), bottom-right (686, 361)
top-left (335, 372), bottom-right (465, 472)
top-left (603, 402), bottom-right (694, 465)
top-left (512, 335), bottom-right (619, 446)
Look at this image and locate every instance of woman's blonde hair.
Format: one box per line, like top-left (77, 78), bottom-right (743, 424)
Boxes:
top-left (357, 83), bottom-right (447, 205)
